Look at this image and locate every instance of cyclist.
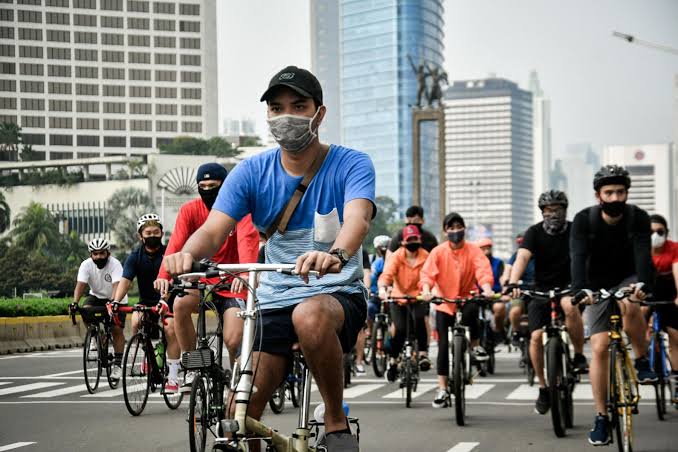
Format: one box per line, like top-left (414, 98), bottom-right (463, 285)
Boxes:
top-left (155, 162), bottom-right (259, 393)
top-left (505, 233), bottom-right (535, 345)
top-left (508, 190), bottom-right (587, 415)
top-left (378, 225), bottom-right (431, 382)
top-left (648, 213), bottom-right (678, 406)
top-left (163, 65), bottom-right (374, 452)
top-left (420, 212), bottom-right (494, 408)
top-left (477, 237), bottom-right (509, 341)
top-left (570, 165), bottom-right (656, 445)
top-left (111, 214), bottom-right (181, 393)
top-left (367, 235), bottom-right (391, 332)
top-left (72, 238), bottom-right (127, 380)
top-left (386, 205), bottom-right (439, 258)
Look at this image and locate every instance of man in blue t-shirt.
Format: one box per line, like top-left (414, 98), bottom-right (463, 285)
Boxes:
top-left (163, 66), bottom-right (375, 451)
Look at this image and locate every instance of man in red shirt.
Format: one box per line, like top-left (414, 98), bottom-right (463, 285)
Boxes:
top-left (155, 163), bottom-right (259, 392)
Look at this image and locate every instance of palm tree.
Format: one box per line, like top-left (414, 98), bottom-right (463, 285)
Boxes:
top-left (11, 202), bottom-right (61, 253)
top-left (0, 190), bottom-right (10, 234)
top-left (107, 188), bottom-right (155, 253)
top-left (0, 122), bottom-right (22, 161)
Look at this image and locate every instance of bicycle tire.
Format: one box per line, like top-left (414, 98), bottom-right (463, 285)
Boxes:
top-left (83, 327), bottom-right (101, 394)
top-left (343, 353), bottom-right (352, 388)
top-left (363, 333), bottom-right (372, 366)
top-left (653, 337), bottom-right (667, 420)
top-left (188, 376), bottom-right (208, 452)
top-left (289, 359), bottom-right (302, 408)
top-left (104, 333), bottom-right (119, 390)
top-left (404, 358), bottom-right (413, 408)
top-left (453, 334), bottom-right (466, 426)
top-left (546, 338), bottom-right (567, 437)
top-left (269, 383), bottom-right (286, 414)
top-left (487, 348), bottom-right (496, 375)
top-left (122, 333), bottom-right (150, 416)
top-left (618, 352), bottom-right (635, 452)
top-left (371, 321), bottom-right (387, 377)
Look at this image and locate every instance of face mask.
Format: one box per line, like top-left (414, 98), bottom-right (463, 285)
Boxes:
top-left (143, 236), bottom-right (162, 249)
top-left (93, 258), bottom-right (108, 269)
top-left (198, 187), bottom-right (219, 210)
top-left (601, 200), bottom-right (625, 217)
top-left (267, 108), bottom-right (320, 153)
top-left (651, 232), bottom-right (666, 249)
top-left (405, 243), bottom-right (421, 252)
top-left (447, 230), bottom-right (465, 244)
top-left (542, 209), bottom-right (567, 235)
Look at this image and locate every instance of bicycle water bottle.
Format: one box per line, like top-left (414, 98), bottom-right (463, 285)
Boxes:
top-left (154, 342), bottom-right (165, 369)
top-left (313, 401), bottom-right (350, 423)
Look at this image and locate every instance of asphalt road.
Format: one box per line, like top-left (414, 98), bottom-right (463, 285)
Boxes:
top-left (0, 345), bottom-right (675, 452)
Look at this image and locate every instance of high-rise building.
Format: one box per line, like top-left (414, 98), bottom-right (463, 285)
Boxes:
top-left (339, 0), bottom-right (445, 216)
top-left (444, 78), bottom-right (533, 257)
top-left (559, 143), bottom-right (599, 216)
top-left (529, 70), bottom-right (552, 221)
top-left (602, 143), bottom-right (677, 229)
top-left (0, 0), bottom-right (217, 161)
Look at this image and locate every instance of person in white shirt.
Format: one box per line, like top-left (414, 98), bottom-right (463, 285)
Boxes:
top-left (72, 238), bottom-right (127, 379)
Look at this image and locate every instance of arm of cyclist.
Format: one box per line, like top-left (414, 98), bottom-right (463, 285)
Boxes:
top-left (419, 249), bottom-right (439, 301)
top-left (112, 277), bottom-right (132, 303)
top-left (73, 281), bottom-right (86, 306)
top-left (632, 210), bottom-right (653, 300)
top-left (569, 210), bottom-right (590, 293)
top-left (507, 248), bottom-right (533, 298)
top-left (472, 245), bottom-right (495, 298)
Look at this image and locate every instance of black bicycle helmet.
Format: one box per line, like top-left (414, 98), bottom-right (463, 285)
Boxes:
top-left (593, 165), bottom-right (631, 191)
top-left (538, 190), bottom-right (568, 210)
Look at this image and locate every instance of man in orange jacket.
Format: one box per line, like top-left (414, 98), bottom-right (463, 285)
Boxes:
top-left (420, 212), bottom-right (494, 408)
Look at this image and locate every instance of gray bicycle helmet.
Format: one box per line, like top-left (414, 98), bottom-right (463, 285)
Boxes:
top-left (593, 165), bottom-right (631, 191)
top-left (538, 190), bottom-right (569, 210)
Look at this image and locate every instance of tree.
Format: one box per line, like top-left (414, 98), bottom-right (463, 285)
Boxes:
top-left (0, 190), bottom-right (10, 234)
top-left (363, 196), bottom-right (403, 253)
top-left (11, 202), bottom-right (61, 255)
top-left (20, 144), bottom-right (41, 162)
top-left (106, 187), bottom-right (155, 254)
top-left (0, 122), bottom-right (22, 161)
top-left (159, 136), bottom-right (242, 158)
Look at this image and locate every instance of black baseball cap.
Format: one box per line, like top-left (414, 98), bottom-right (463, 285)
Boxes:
top-left (260, 66), bottom-right (323, 105)
top-left (443, 212), bottom-right (465, 229)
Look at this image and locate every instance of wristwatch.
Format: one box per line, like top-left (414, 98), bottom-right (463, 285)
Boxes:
top-left (329, 248), bottom-right (351, 267)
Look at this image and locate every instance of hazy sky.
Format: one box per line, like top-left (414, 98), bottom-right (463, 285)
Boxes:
top-left (218, 0), bottom-right (678, 156)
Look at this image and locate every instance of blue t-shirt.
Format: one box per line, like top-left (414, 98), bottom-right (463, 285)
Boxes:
top-left (370, 257), bottom-right (385, 295)
top-left (213, 145), bottom-right (376, 310)
top-left (122, 244), bottom-right (166, 303)
top-left (508, 251), bottom-right (535, 284)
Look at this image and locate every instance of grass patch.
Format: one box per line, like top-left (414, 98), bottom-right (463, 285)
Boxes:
top-left (0, 297), bottom-right (140, 317)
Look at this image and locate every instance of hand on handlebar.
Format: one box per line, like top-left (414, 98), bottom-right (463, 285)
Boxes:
top-left (163, 251), bottom-right (195, 276)
top-left (230, 276), bottom-right (245, 294)
top-left (156, 300), bottom-right (170, 316)
top-left (420, 290), bottom-right (434, 302)
top-left (629, 283), bottom-right (646, 302)
top-left (482, 288), bottom-right (495, 299)
top-left (154, 278), bottom-right (170, 297)
top-left (294, 251), bottom-right (341, 284)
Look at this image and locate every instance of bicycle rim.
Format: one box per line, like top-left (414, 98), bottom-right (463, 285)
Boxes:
top-left (619, 359), bottom-right (634, 452)
top-left (453, 335), bottom-right (466, 426)
top-left (104, 334), bottom-right (119, 389)
top-left (371, 323), bottom-right (387, 377)
top-left (269, 384), bottom-right (285, 414)
top-left (122, 333), bottom-right (150, 416)
top-left (290, 360), bottom-right (302, 408)
top-left (546, 339), bottom-right (566, 437)
top-left (188, 377), bottom-right (208, 452)
top-left (83, 327), bottom-right (101, 394)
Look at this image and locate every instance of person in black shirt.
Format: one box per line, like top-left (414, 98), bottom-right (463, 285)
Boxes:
top-left (508, 190), bottom-right (586, 415)
top-left (386, 205), bottom-right (439, 256)
top-left (569, 165), bottom-right (655, 446)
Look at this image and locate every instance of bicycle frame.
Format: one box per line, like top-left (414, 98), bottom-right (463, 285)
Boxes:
top-left (648, 309), bottom-right (670, 379)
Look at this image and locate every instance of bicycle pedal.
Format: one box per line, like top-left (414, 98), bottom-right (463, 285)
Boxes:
top-left (181, 349), bottom-right (214, 370)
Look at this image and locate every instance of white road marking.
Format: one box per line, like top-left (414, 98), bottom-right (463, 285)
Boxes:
top-left (0, 382), bottom-right (11, 386)
top-left (509, 383), bottom-right (656, 400)
top-left (446, 442), bottom-right (479, 452)
top-left (22, 385), bottom-right (87, 398)
top-left (40, 370), bottom-right (82, 377)
top-left (80, 383), bottom-right (147, 398)
top-left (451, 383), bottom-right (495, 399)
top-left (342, 383), bottom-right (384, 398)
top-left (0, 382), bottom-right (63, 396)
top-left (383, 383), bottom-right (438, 399)
top-left (0, 442), bottom-right (36, 451)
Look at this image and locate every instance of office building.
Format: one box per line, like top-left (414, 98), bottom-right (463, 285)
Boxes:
top-left (559, 143), bottom-right (599, 216)
top-left (529, 70), bottom-right (552, 221)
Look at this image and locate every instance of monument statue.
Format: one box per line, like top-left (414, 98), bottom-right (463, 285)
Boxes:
top-left (408, 55), bottom-right (429, 108)
top-left (426, 62), bottom-right (448, 107)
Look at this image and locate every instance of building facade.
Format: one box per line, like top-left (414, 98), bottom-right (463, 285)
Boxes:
top-left (0, 0), bottom-right (217, 161)
top-left (529, 70), bottom-right (552, 221)
top-left (558, 143), bottom-right (599, 217)
top-left (444, 78), bottom-right (533, 257)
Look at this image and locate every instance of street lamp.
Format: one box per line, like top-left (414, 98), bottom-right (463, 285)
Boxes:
top-left (612, 31), bottom-right (678, 56)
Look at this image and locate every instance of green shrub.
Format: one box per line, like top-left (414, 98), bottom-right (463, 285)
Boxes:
top-left (0, 297), bottom-right (140, 317)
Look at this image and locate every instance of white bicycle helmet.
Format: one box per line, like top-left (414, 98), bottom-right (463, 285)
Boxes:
top-left (88, 238), bottom-right (110, 252)
top-left (137, 213), bottom-right (163, 232)
top-left (373, 235), bottom-right (391, 249)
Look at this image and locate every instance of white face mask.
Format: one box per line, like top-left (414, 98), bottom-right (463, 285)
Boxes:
top-left (651, 232), bottom-right (666, 249)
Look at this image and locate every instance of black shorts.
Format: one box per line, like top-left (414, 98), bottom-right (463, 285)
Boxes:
top-left (653, 303), bottom-right (678, 331)
top-left (253, 292), bottom-right (367, 356)
top-left (81, 295), bottom-right (126, 327)
top-left (527, 298), bottom-right (559, 334)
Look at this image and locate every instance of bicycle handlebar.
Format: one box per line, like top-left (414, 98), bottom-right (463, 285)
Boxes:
top-left (180, 260), bottom-right (321, 281)
top-left (504, 283), bottom-right (573, 300)
top-left (572, 283), bottom-right (646, 306)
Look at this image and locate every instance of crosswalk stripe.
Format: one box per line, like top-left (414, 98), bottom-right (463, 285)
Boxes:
top-left (0, 382), bottom-right (63, 396)
top-left (446, 442), bottom-right (479, 452)
top-left (0, 382), bottom-right (11, 386)
top-left (80, 383), bottom-right (147, 398)
top-left (41, 370), bottom-right (82, 378)
top-left (508, 384), bottom-right (657, 400)
top-left (0, 442), bottom-right (37, 451)
top-left (342, 383), bottom-right (384, 398)
top-left (22, 385), bottom-right (87, 398)
top-left (452, 383), bottom-right (495, 399)
top-left (383, 383), bottom-right (438, 399)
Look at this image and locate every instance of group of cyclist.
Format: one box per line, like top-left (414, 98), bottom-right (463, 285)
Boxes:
top-left (68, 65), bottom-right (678, 452)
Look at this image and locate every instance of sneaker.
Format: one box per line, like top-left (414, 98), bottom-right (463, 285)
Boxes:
top-left (432, 388), bottom-right (450, 408)
top-left (164, 379), bottom-right (179, 394)
top-left (573, 353), bottom-right (589, 374)
top-left (511, 331), bottom-right (521, 347)
top-left (316, 431), bottom-right (359, 452)
top-left (535, 387), bottom-right (550, 415)
top-left (355, 364), bottom-right (365, 375)
top-left (471, 346), bottom-right (489, 362)
top-left (588, 413), bottom-right (611, 446)
top-left (180, 371), bottom-right (196, 393)
top-left (419, 355), bottom-right (431, 372)
top-left (110, 365), bottom-right (122, 380)
top-left (386, 362), bottom-right (398, 383)
top-left (635, 356), bottom-right (658, 384)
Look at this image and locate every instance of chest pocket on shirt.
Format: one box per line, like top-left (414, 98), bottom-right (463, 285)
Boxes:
top-left (314, 208), bottom-right (341, 243)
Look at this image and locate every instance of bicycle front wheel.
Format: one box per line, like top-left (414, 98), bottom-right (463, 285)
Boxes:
top-left (371, 321), bottom-right (388, 377)
top-left (83, 327), bottom-right (101, 394)
top-left (653, 338), bottom-right (667, 420)
top-left (404, 358), bottom-right (413, 408)
top-left (122, 333), bottom-right (150, 416)
top-left (289, 358), bottom-right (302, 408)
top-left (546, 339), bottom-right (567, 438)
top-left (617, 350), bottom-right (635, 452)
top-left (452, 335), bottom-right (466, 426)
top-left (188, 376), bottom-right (208, 452)
top-left (104, 333), bottom-right (119, 390)
top-left (269, 383), bottom-right (286, 414)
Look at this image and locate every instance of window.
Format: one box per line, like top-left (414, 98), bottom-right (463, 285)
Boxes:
top-left (77, 135), bottom-right (99, 146)
top-left (20, 98), bottom-right (44, 110)
top-left (0, 44), bottom-right (14, 56)
top-left (181, 104), bottom-right (201, 116)
top-left (47, 30), bottom-right (70, 42)
top-left (104, 135), bottom-right (125, 146)
top-left (180, 37), bottom-right (200, 49)
top-left (74, 31), bottom-right (97, 44)
top-left (129, 86), bottom-right (151, 97)
top-left (46, 12), bottom-right (69, 25)
top-left (101, 16), bottom-right (123, 28)
top-left (76, 100), bottom-right (98, 112)
top-left (103, 102), bottom-right (125, 114)
top-left (49, 64), bottom-right (71, 77)
top-left (153, 2), bottom-right (174, 14)
top-left (20, 80), bottom-right (44, 93)
top-left (0, 97), bottom-right (16, 109)
top-left (75, 66), bottom-right (97, 78)
top-left (128, 51), bottom-right (150, 64)
top-left (75, 83), bottom-right (97, 95)
top-left (101, 0), bottom-right (123, 11)
top-left (76, 117), bottom-right (99, 129)
top-left (128, 34), bottom-right (150, 47)
top-left (0, 114), bottom-right (17, 125)
top-left (73, 0), bottom-right (96, 8)
top-left (154, 36), bottom-right (175, 48)
top-left (155, 87), bottom-right (176, 98)
top-left (156, 104), bottom-right (176, 115)
top-left (103, 85), bottom-right (124, 96)
top-left (179, 3), bottom-right (200, 15)
top-left (154, 53), bottom-right (175, 65)
top-left (0, 26), bottom-right (13, 39)
top-left (18, 0), bottom-right (42, 5)
top-left (0, 62), bottom-right (15, 74)
top-left (73, 14), bottom-right (97, 26)
top-left (19, 28), bottom-right (42, 40)
top-left (130, 136), bottom-right (152, 148)
top-left (130, 119), bottom-right (151, 131)
top-left (23, 133), bottom-right (46, 145)
top-left (102, 67), bottom-right (124, 79)
top-left (47, 47), bottom-right (71, 60)
top-left (48, 82), bottom-right (71, 94)
top-left (181, 88), bottom-right (201, 99)
top-left (49, 99), bottom-right (71, 111)
top-left (127, 1), bottom-right (149, 12)
top-left (18, 10), bottom-right (42, 23)
top-left (0, 80), bottom-right (16, 92)
top-left (101, 33), bottom-right (124, 46)
top-left (154, 18), bottom-right (174, 31)
top-left (156, 120), bottom-right (176, 132)
top-left (49, 117), bottom-right (72, 128)
top-left (155, 70), bottom-right (175, 82)
top-left (179, 20), bottom-right (199, 32)
top-left (75, 48), bottom-right (97, 61)
top-left (127, 17), bottom-right (149, 29)
top-left (102, 50), bottom-right (123, 63)
top-left (128, 68), bottom-right (150, 80)
top-left (129, 103), bottom-right (151, 114)
top-left (180, 54), bottom-right (200, 66)
top-left (181, 121), bottom-right (201, 133)
top-left (20, 45), bottom-right (43, 58)
top-left (47, 0), bottom-right (71, 6)
top-left (0, 9), bottom-right (14, 22)
top-left (50, 134), bottom-right (73, 146)
top-left (21, 116), bottom-right (45, 128)
top-left (181, 71), bottom-right (201, 83)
